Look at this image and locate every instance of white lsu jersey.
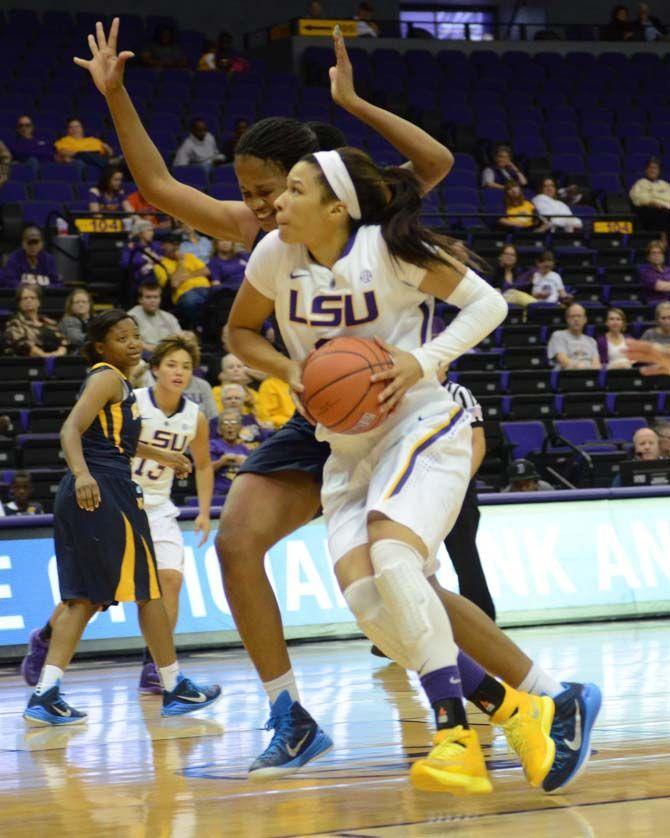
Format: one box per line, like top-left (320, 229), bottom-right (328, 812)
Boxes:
top-left (133, 387), bottom-right (200, 510)
top-left (245, 225), bottom-right (464, 448)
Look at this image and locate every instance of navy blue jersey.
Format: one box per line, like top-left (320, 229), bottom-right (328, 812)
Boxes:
top-left (81, 362), bottom-right (141, 476)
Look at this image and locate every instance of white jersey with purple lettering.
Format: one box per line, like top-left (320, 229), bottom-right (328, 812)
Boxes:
top-left (244, 225), bottom-right (466, 451)
top-left (133, 387), bottom-right (200, 512)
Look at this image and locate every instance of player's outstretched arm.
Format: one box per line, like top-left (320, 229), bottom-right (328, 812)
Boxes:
top-left (329, 25), bottom-right (453, 193)
top-left (75, 18), bottom-right (259, 247)
top-left (625, 338), bottom-right (670, 375)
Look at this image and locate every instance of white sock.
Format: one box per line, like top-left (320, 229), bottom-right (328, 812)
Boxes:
top-left (35, 664), bottom-right (64, 695)
top-left (263, 670), bottom-right (299, 705)
top-left (158, 661), bottom-right (180, 692)
top-left (518, 662), bottom-right (563, 698)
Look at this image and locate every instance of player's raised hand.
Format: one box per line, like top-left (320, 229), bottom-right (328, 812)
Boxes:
top-left (74, 17), bottom-right (134, 97)
top-left (370, 337), bottom-right (423, 415)
top-left (329, 25), bottom-right (359, 110)
top-left (625, 338), bottom-right (670, 375)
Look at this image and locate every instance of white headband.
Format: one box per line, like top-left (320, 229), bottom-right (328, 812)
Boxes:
top-left (313, 150), bottom-right (361, 220)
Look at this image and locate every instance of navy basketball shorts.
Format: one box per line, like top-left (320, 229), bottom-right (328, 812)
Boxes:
top-left (238, 412), bottom-right (330, 481)
top-left (54, 471), bottom-right (160, 609)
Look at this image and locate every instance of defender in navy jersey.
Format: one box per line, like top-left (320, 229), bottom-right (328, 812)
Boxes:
top-left (23, 311), bottom-right (220, 727)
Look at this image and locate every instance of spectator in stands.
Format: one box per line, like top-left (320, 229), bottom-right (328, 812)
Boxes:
top-left (140, 25), bottom-right (187, 69)
top-left (489, 244), bottom-right (532, 303)
top-left (532, 178), bottom-right (583, 232)
top-left (653, 419), bottom-right (670, 456)
top-left (598, 307), bottom-right (633, 369)
top-left (3, 284), bottom-right (67, 358)
top-left (59, 289), bottom-right (92, 353)
top-left (481, 144), bottom-right (528, 190)
top-left (221, 118), bottom-right (250, 162)
top-left (502, 460), bottom-right (553, 493)
top-left (498, 182), bottom-right (545, 230)
top-left (256, 375), bottom-right (294, 429)
top-left (635, 3), bottom-right (667, 40)
top-left (638, 239), bottom-right (670, 304)
top-left (197, 40), bottom-right (218, 71)
top-left (126, 189), bottom-right (166, 227)
top-left (214, 382), bottom-right (267, 446)
top-left (210, 408), bottom-right (250, 498)
top-left (7, 115), bottom-right (52, 165)
top-left (179, 224), bottom-right (213, 262)
top-left (3, 472), bottom-right (44, 516)
top-left (355, 3), bottom-right (380, 37)
top-left (154, 233), bottom-right (211, 329)
top-left (529, 250), bottom-right (572, 304)
top-left (306, 1), bottom-right (325, 18)
top-left (120, 219), bottom-right (164, 295)
top-left (547, 303), bottom-right (600, 370)
top-left (603, 4), bottom-right (636, 40)
top-left (0, 140), bottom-right (11, 188)
top-left (127, 279), bottom-right (181, 353)
top-left (88, 165), bottom-right (133, 213)
top-left (208, 239), bottom-right (248, 290)
top-left (212, 30), bottom-right (251, 76)
top-left (641, 301), bottom-right (670, 344)
top-left (55, 118), bottom-right (112, 169)
top-left (1, 226), bottom-right (61, 290)
top-left (629, 157), bottom-right (670, 232)
top-left (213, 352), bottom-right (260, 416)
top-left (173, 119), bottom-right (225, 170)
top-left (632, 427), bottom-right (661, 460)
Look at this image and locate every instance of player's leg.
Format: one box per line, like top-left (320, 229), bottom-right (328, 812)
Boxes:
top-left (21, 602), bottom-right (66, 686)
top-left (217, 470), bottom-right (333, 778)
top-left (23, 599), bottom-right (96, 726)
top-left (216, 470), bottom-right (320, 689)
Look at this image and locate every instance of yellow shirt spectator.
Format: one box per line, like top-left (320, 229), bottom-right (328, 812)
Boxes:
top-left (506, 200), bottom-right (536, 227)
top-left (155, 251), bottom-right (211, 303)
top-left (55, 135), bottom-right (107, 157)
top-left (256, 377), bottom-right (294, 428)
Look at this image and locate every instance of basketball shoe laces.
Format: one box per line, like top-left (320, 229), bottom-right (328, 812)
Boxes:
top-left (263, 708), bottom-right (299, 756)
top-left (430, 725), bottom-right (469, 760)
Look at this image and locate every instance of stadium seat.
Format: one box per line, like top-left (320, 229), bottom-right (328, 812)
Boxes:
top-left (500, 420), bottom-right (547, 459)
top-left (17, 434), bottom-right (65, 468)
top-left (38, 381), bottom-right (81, 407)
top-left (554, 370), bottom-right (601, 393)
top-left (505, 370), bottom-right (552, 395)
top-left (560, 391), bottom-right (608, 418)
top-left (503, 347), bottom-right (548, 370)
top-left (453, 371), bottom-right (502, 397)
top-left (609, 391), bottom-right (659, 417)
top-left (604, 417), bottom-right (647, 442)
top-left (506, 394), bottom-right (555, 420)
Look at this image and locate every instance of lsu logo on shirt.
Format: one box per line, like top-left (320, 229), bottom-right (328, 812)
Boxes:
top-left (288, 289), bottom-right (379, 327)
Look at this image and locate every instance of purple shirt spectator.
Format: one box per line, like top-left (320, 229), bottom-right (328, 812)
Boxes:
top-left (208, 252), bottom-right (248, 291)
top-left (210, 437), bottom-right (250, 495)
top-left (1, 249), bottom-right (60, 289)
top-left (638, 261), bottom-right (670, 304)
top-left (7, 116), bottom-right (53, 163)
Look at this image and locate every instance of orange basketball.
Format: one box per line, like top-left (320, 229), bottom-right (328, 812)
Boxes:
top-left (301, 337), bottom-right (394, 434)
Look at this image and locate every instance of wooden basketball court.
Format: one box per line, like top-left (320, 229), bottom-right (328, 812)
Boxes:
top-left (1, 619), bottom-right (668, 837)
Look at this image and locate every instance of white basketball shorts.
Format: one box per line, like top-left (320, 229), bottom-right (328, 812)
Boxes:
top-left (322, 405), bottom-right (472, 571)
top-left (146, 502), bottom-right (184, 573)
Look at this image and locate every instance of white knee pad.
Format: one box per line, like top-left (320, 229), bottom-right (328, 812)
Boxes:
top-left (370, 539), bottom-right (458, 673)
top-left (343, 576), bottom-right (414, 671)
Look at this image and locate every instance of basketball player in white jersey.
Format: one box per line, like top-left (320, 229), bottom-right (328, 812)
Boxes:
top-left (134, 334), bottom-right (214, 693)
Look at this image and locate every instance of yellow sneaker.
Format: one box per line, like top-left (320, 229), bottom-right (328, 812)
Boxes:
top-left (410, 725), bottom-right (493, 795)
top-left (499, 691), bottom-right (556, 788)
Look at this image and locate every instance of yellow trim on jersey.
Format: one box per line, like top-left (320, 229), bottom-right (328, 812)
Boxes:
top-left (109, 401), bottom-right (124, 452)
top-left (383, 405), bottom-right (464, 500)
top-left (114, 513), bottom-right (136, 601)
top-left (98, 408), bottom-right (109, 439)
top-left (141, 536), bottom-right (161, 599)
top-left (90, 361), bottom-right (128, 380)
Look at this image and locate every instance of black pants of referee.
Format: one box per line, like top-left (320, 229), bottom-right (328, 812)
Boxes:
top-left (443, 479), bottom-right (496, 621)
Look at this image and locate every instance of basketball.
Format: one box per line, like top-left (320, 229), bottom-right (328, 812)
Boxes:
top-left (301, 337), bottom-right (394, 434)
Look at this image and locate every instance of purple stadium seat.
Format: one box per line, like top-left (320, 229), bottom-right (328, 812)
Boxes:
top-left (500, 421), bottom-right (546, 459)
top-left (624, 136), bottom-right (661, 156)
top-left (587, 153), bottom-right (621, 173)
top-left (39, 164), bottom-right (82, 183)
top-left (580, 121), bottom-right (612, 140)
top-left (481, 189), bottom-right (505, 213)
top-left (442, 187), bottom-right (478, 208)
top-left (210, 168), bottom-right (238, 186)
top-left (551, 105), bottom-right (578, 124)
top-left (616, 122), bottom-right (645, 140)
top-left (476, 120), bottom-right (509, 142)
top-left (20, 201), bottom-right (63, 227)
top-left (550, 137), bottom-right (586, 156)
top-left (552, 153), bottom-right (585, 176)
top-left (553, 419), bottom-right (605, 447)
top-left (591, 172), bottom-right (622, 193)
top-left (604, 417), bottom-right (647, 442)
top-left (0, 182), bottom-right (28, 202)
top-left (452, 153), bottom-right (477, 173)
top-left (442, 104), bottom-right (473, 126)
top-left (172, 166), bottom-right (208, 190)
top-left (588, 136), bottom-right (622, 157)
top-left (32, 182), bottom-right (73, 202)
top-left (444, 170), bottom-right (477, 188)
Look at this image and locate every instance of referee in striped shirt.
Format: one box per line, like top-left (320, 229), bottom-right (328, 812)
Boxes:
top-left (436, 378), bottom-right (496, 620)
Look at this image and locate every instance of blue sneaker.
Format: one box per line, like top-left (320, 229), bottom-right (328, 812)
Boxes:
top-left (249, 690), bottom-right (333, 779)
top-left (543, 681), bottom-right (602, 793)
top-left (161, 674), bottom-right (221, 717)
top-left (23, 684), bottom-right (87, 727)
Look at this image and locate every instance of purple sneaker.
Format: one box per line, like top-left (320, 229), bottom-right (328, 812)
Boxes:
top-left (20, 628), bottom-right (49, 687)
top-left (139, 661), bottom-right (163, 695)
